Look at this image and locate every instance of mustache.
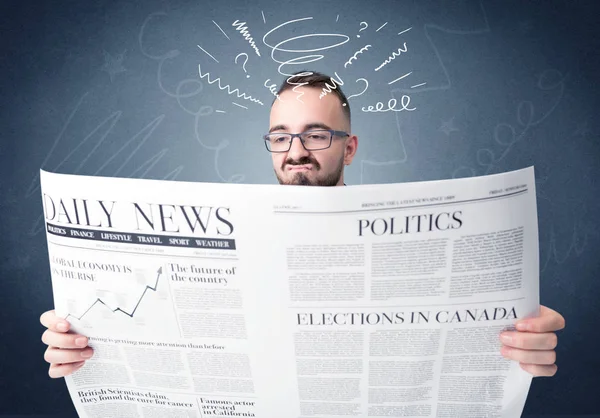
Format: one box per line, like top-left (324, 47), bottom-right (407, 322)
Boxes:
top-left (283, 156), bottom-right (320, 170)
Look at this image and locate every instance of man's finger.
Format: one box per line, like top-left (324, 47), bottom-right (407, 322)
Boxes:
top-left (500, 331), bottom-right (558, 350)
top-left (516, 305), bottom-right (566, 332)
top-left (40, 310), bottom-right (70, 333)
top-left (41, 329), bottom-right (90, 349)
top-left (44, 346), bottom-right (94, 365)
top-left (519, 362), bottom-right (558, 377)
top-left (501, 346), bottom-right (556, 365)
top-left (48, 361), bottom-right (86, 378)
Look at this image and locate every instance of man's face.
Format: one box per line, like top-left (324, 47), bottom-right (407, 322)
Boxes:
top-left (268, 86), bottom-right (357, 186)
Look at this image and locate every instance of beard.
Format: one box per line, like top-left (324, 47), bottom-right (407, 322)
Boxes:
top-left (275, 155), bottom-right (344, 186)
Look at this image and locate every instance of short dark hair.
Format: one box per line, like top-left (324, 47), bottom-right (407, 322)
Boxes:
top-left (273, 70), bottom-right (351, 125)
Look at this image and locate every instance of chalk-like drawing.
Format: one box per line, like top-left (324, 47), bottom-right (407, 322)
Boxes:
top-left (101, 50), bottom-right (127, 82)
top-left (374, 42), bottom-right (408, 72)
top-left (439, 117), bottom-right (459, 136)
top-left (232, 20), bottom-right (261, 56)
top-left (198, 63), bottom-right (263, 105)
top-left (344, 44), bottom-right (372, 68)
top-left (235, 53), bottom-right (250, 78)
top-left (262, 16), bottom-right (349, 76)
top-left (361, 96), bottom-right (416, 113)
top-left (356, 21), bottom-right (368, 38)
top-left (319, 72), bottom-right (344, 99)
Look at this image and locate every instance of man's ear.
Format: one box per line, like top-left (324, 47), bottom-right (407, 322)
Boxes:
top-left (344, 135), bottom-right (358, 165)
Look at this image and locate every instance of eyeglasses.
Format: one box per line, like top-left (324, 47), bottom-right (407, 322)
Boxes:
top-left (263, 129), bottom-right (350, 153)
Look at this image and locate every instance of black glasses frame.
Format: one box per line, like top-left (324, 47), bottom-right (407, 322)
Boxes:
top-left (263, 129), bottom-right (350, 153)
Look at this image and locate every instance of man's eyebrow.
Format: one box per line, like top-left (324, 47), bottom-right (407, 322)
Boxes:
top-left (268, 122), bottom-right (332, 133)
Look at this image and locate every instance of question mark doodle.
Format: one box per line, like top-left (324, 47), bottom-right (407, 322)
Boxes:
top-left (357, 22), bottom-right (368, 38)
top-left (343, 78), bottom-right (369, 106)
top-left (235, 53), bottom-right (250, 78)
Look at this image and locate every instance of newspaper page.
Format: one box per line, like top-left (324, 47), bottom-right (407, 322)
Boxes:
top-left (40, 166), bottom-right (538, 418)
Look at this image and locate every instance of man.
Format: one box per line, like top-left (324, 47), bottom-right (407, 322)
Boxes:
top-left (40, 70), bottom-right (565, 378)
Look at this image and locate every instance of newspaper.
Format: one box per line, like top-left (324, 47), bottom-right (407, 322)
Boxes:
top-left (40, 166), bottom-right (538, 418)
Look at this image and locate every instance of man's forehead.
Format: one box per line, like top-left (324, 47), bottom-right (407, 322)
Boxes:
top-left (269, 88), bottom-right (345, 129)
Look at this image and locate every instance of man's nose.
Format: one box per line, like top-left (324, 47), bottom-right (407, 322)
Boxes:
top-left (287, 136), bottom-right (310, 160)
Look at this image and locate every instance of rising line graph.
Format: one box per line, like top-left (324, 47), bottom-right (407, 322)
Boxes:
top-left (64, 267), bottom-right (163, 321)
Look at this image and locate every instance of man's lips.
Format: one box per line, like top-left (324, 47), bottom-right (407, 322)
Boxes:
top-left (286, 164), bottom-right (313, 171)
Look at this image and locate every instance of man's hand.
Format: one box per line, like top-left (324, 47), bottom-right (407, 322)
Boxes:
top-left (499, 305), bottom-right (565, 377)
top-left (40, 310), bottom-right (94, 378)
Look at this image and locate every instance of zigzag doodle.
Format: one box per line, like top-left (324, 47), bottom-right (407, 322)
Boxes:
top-left (232, 20), bottom-right (261, 56)
top-left (198, 64), bottom-right (264, 105)
top-left (318, 72), bottom-right (344, 99)
top-left (374, 42), bottom-right (408, 71)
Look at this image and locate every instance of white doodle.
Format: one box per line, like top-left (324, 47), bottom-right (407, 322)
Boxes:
top-left (235, 53), bottom-right (250, 78)
top-left (319, 72), bottom-right (344, 99)
top-left (212, 20), bottom-right (230, 40)
top-left (286, 71), bottom-right (313, 103)
top-left (374, 42), bottom-right (408, 71)
top-left (361, 96), bottom-right (416, 113)
top-left (262, 17), bottom-right (349, 76)
top-left (264, 78), bottom-right (283, 101)
top-left (232, 20), bottom-right (261, 56)
top-left (343, 78), bottom-right (369, 106)
top-left (388, 72), bottom-right (412, 85)
top-left (197, 45), bottom-right (219, 63)
top-left (344, 44), bottom-right (372, 68)
top-left (198, 63), bottom-right (263, 105)
top-left (357, 21), bottom-right (368, 38)
top-left (376, 22), bottom-right (388, 32)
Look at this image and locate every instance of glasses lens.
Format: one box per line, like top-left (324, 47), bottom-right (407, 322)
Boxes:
top-left (301, 130), bottom-right (331, 150)
top-left (265, 134), bottom-right (291, 151)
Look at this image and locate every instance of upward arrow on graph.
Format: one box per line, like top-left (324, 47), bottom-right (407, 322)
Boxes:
top-left (64, 267), bottom-right (163, 321)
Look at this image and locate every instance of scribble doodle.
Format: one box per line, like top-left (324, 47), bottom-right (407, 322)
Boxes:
top-left (357, 21), bottom-right (368, 38)
top-left (398, 27), bottom-right (412, 36)
top-left (139, 12), bottom-right (244, 183)
top-left (375, 42), bottom-right (408, 72)
top-left (261, 11), bottom-right (266, 24)
top-left (262, 17), bottom-right (349, 76)
top-left (286, 71), bottom-right (314, 103)
top-left (65, 268), bottom-right (163, 321)
top-left (318, 72), bottom-right (344, 99)
top-left (232, 20), bottom-right (261, 56)
top-left (232, 102), bottom-right (248, 109)
top-left (361, 96), bottom-right (416, 113)
top-left (343, 78), bottom-right (369, 106)
top-left (198, 63), bottom-right (263, 105)
top-left (344, 44), bottom-right (372, 68)
top-left (264, 78), bottom-right (282, 101)
top-left (411, 82), bottom-right (427, 88)
top-left (235, 53), bottom-right (250, 78)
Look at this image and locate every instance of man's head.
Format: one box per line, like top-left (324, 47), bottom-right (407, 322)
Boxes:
top-left (267, 71), bottom-right (358, 186)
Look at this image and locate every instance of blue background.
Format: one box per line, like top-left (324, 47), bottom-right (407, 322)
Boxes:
top-left (1, 0), bottom-right (598, 415)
